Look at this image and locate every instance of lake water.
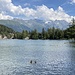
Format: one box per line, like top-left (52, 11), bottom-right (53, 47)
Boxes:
top-left (0, 40), bottom-right (75, 75)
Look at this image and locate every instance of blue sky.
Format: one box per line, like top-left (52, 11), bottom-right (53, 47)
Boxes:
top-left (0, 0), bottom-right (75, 22)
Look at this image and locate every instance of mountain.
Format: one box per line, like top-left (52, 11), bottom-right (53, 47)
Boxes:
top-left (45, 20), bottom-right (69, 29)
top-left (13, 19), bottom-right (69, 31)
top-left (0, 19), bottom-right (69, 32)
top-left (14, 19), bottom-right (47, 32)
top-left (0, 20), bottom-right (31, 32)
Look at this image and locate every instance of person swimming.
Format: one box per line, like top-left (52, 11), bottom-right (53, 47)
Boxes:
top-left (30, 60), bottom-right (32, 64)
top-left (35, 61), bottom-right (36, 63)
top-left (30, 60), bottom-right (36, 64)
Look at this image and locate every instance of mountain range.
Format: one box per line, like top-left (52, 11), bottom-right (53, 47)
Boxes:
top-left (0, 19), bottom-right (69, 32)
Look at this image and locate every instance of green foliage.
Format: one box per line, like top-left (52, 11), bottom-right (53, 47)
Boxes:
top-left (30, 29), bottom-right (38, 39)
top-left (42, 28), bottom-right (47, 39)
top-left (14, 32), bottom-right (22, 39)
top-left (28, 27), bottom-right (65, 40)
top-left (0, 24), bottom-right (15, 39)
top-left (21, 30), bottom-right (29, 39)
top-left (1, 18), bottom-right (75, 40)
top-left (64, 19), bottom-right (75, 39)
top-left (0, 24), bottom-right (14, 33)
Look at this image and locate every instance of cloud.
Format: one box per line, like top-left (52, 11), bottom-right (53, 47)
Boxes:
top-left (1, 0), bottom-right (11, 3)
top-left (24, 3), bottom-right (30, 7)
top-left (0, 0), bottom-right (74, 22)
top-left (69, 0), bottom-right (75, 4)
top-left (71, 0), bottom-right (75, 3)
top-left (0, 12), bottom-right (13, 20)
top-left (35, 5), bottom-right (72, 22)
top-left (0, 0), bottom-right (36, 16)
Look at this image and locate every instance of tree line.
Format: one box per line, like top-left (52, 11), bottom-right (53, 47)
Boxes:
top-left (0, 19), bottom-right (75, 40)
top-left (64, 18), bottom-right (75, 40)
top-left (13, 19), bottom-right (75, 40)
top-left (13, 28), bottom-right (66, 40)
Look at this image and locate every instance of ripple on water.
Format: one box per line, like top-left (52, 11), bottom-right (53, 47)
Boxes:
top-left (0, 40), bottom-right (75, 75)
top-left (0, 60), bottom-right (75, 75)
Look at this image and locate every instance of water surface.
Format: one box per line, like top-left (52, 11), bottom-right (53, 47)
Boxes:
top-left (0, 39), bottom-right (75, 75)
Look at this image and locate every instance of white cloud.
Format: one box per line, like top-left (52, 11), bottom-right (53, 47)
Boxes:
top-left (35, 5), bottom-right (72, 22)
top-left (0, 0), bottom-right (11, 3)
top-left (71, 0), bottom-right (75, 3)
top-left (0, 13), bottom-right (13, 20)
top-left (0, 0), bottom-right (36, 16)
top-left (69, 0), bottom-right (75, 4)
top-left (24, 3), bottom-right (30, 7)
top-left (0, 0), bottom-right (74, 22)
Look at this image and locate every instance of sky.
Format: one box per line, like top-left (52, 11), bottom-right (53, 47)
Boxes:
top-left (0, 0), bottom-right (75, 22)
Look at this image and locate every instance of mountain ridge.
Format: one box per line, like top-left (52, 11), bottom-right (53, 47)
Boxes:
top-left (0, 19), bottom-right (69, 32)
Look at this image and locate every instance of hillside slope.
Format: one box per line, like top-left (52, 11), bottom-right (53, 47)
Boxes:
top-left (0, 19), bottom-right (69, 32)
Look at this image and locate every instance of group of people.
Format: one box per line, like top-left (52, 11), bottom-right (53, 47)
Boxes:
top-left (30, 60), bottom-right (36, 64)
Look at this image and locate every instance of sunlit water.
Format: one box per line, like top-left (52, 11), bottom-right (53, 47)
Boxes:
top-left (0, 39), bottom-right (75, 75)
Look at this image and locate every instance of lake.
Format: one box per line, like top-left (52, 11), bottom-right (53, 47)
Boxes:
top-left (0, 39), bottom-right (75, 75)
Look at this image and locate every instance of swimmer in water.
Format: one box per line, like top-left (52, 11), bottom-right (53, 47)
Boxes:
top-left (30, 60), bottom-right (32, 64)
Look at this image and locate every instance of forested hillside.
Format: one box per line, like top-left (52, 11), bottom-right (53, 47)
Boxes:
top-left (64, 19), bottom-right (75, 40)
top-left (13, 19), bottom-right (75, 40)
top-left (0, 18), bottom-right (75, 40)
top-left (0, 24), bottom-right (15, 39)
